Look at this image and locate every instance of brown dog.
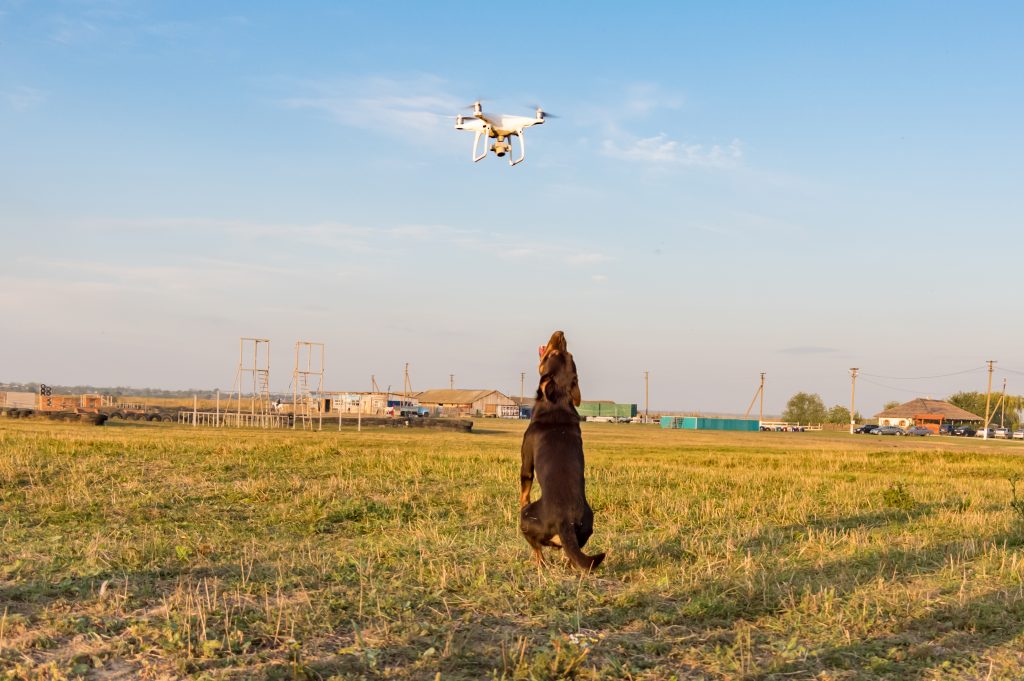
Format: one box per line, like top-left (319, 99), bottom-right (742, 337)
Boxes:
top-left (519, 331), bottom-right (605, 571)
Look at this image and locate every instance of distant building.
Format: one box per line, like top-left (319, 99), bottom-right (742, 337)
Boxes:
top-left (509, 395), bottom-right (535, 419)
top-left (577, 400), bottom-right (638, 419)
top-left (415, 389), bottom-right (516, 417)
top-left (874, 398), bottom-right (982, 429)
top-left (0, 391), bottom-right (36, 409)
top-left (325, 392), bottom-right (393, 416)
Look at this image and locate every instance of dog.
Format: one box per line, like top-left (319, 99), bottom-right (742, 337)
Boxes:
top-left (519, 331), bottom-right (605, 571)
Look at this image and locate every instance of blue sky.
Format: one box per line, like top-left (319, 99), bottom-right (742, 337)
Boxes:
top-left (2, 1), bottom-right (1022, 413)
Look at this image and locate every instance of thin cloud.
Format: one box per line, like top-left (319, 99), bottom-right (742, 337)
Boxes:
top-left (578, 81), bottom-right (742, 169)
top-left (4, 86), bottom-right (47, 111)
top-left (55, 216), bottom-right (609, 268)
top-left (622, 82), bottom-right (684, 116)
top-left (15, 255), bottom-right (305, 294)
top-left (778, 346), bottom-right (841, 355)
top-left (566, 252), bottom-right (611, 266)
top-left (281, 75), bottom-right (460, 136)
top-left (50, 15), bottom-right (101, 45)
top-left (602, 134), bottom-right (743, 167)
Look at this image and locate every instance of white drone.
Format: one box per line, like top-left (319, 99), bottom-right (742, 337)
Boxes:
top-left (454, 101), bottom-right (549, 166)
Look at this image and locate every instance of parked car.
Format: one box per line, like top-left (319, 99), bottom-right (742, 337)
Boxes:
top-left (993, 427), bottom-right (1011, 439)
top-left (1014, 429), bottom-right (1024, 440)
top-left (939, 423), bottom-right (956, 436)
top-left (874, 426), bottom-right (906, 436)
top-left (854, 424), bottom-right (879, 434)
top-left (906, 426), bottom-right (932, 436)
top-left (975, 427), bottom-right (998, 438)
top-left (953, 425), bottom-right (977, 437)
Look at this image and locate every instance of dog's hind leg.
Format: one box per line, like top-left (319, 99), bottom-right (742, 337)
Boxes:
top-left (519, 437), bottom-right (535, 509)
top-left (520, 506), bottom-right (548, 565)
top-left (577, 508), bottom-right (594, 549)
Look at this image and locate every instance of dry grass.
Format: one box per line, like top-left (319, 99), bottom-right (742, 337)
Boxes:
top-left (2, 419), bottom-right (1024, 679)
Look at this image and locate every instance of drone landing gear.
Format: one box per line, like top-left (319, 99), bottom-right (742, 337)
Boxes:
top-left (470, 129), bottom-right (528, 166)
top-left (509, 132), bottom-right (526, 166)
top-left (471, 130), bottom-right (488, 162)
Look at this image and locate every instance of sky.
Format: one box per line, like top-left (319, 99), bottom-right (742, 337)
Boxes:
top-left (2, 1), bottom-right (1023, 414)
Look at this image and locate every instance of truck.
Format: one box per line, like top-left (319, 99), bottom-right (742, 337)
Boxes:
top-left (385, 398), bottom-right (430, 418)
top-left (0, 391), bottom-right (37, 417)
top-left (1, 387), bottom-right (179, 423)
top-left (106, 400), bottom-right (177, 422)
top-left (0, 387), bottom-right (111, 424)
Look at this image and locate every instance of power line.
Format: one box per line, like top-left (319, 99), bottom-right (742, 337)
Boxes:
top-left (859, 367), bottom-right (985, 380)
top-left (858, 377), bottom-right (932, 395)
top-left (996, 366), bottom-right (1024, 377)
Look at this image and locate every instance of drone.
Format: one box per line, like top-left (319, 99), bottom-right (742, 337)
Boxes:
top-left (454, 101), bottom-right (549, 166)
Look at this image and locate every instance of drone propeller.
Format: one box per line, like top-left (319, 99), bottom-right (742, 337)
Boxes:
top-left (528, 104), bottom-right (559, 119)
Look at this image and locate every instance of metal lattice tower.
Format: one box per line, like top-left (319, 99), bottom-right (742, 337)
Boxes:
top-left (231, 337), bottom-right (272, 420)
top-left (292, 341), bottom-right (325, 430)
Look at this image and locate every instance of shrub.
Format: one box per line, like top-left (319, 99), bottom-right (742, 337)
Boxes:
top-left (882, 482), bottom-right (916, 511)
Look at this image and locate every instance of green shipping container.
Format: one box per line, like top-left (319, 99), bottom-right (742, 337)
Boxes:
top-left (577, 401), bottom-right (608, 417)
top-left (579, 401), bottom-right (638, 418)
top-left (661, 416), bottom-right (759, 431)
top-left (614, 403), bottom-right (638, 418)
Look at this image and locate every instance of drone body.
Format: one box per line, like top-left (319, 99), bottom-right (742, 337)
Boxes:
top-left (454, 102), bottom-right (548, 166)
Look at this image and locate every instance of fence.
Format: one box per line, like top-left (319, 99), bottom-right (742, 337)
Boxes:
top-left (177, 411), bottom-right (290, 428)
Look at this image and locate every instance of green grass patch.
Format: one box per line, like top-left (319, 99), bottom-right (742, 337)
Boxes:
top-left (2, 420), bottom-right (1024, 678)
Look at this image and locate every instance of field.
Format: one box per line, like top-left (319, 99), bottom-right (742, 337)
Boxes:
top-left (3, 420), bottom-right (1024, 680)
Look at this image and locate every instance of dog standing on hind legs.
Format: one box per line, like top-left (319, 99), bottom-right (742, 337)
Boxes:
top-left (519, 331), bottom-right (605, 572)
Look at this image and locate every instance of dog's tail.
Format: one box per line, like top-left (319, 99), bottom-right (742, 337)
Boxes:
top-left (558, 520), bottom-right (605, 572)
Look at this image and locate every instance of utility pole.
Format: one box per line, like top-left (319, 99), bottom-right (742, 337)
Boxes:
top-left (449, 374), bottom-right (454, 390)
top-left (403, 363), bottom-right (412, 401)
top-left (849, 368), bottom-right (859, 434)
top-left (520, 372), bottom-right (525, 402)
top-left (1000, 378), bottom-right (1007, 427)
top-left (983, 360), bottom-right (995, 439)
top-left (745, 374), bottom-right (765, 421)
top-left (758, 372), bottom-right (765, 426)
top-left (643, 370), bottom-right (650, 423)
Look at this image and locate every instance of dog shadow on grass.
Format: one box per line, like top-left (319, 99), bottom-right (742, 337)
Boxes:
top-left (739, 502), bottom-right (943, 552)
top-left (595, 510), bottom-right (1024, 678)
top-left (606, 538), bottom-right (989, 623)
top-left (296, 531), bottom-right (1024, 679)
top-left (613, 502), bottom-right (943, 576)
top-left (744, 584), bottom-right (1024, 680)
top-left (595, 498), bottom-right (1022, 630)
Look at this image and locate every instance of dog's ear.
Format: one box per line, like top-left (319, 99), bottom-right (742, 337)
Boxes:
top-left (540, 378), bottom-right (558, 402)
top-left (538, 348), bottom-right (560, 377)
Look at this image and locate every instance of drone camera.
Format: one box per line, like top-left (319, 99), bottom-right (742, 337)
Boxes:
top-left (491, 141), bottom-right (511, 157)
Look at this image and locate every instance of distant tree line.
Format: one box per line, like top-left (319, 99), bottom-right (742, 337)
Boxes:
top-left (781, 390), bottom-right (1022, 429)
top-left (948, 391), bottom-right (1022, 430)
top-left (781, 392), bottom-right (861, 424)
top-left (0, 382), bottom-right (223, 399)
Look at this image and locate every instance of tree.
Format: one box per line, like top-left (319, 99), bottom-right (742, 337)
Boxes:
top-left (882, 400), bottom-right (902, 411)
top-left (782, 392), bottom-right (827, 424)
top-left (826, 405), bottom-right (851, 424)
top-left (949, 390), bottom-right (1022, 430)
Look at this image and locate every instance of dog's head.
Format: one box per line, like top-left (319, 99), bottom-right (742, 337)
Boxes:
top-left (537, 330), bottom-right (581, 407)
